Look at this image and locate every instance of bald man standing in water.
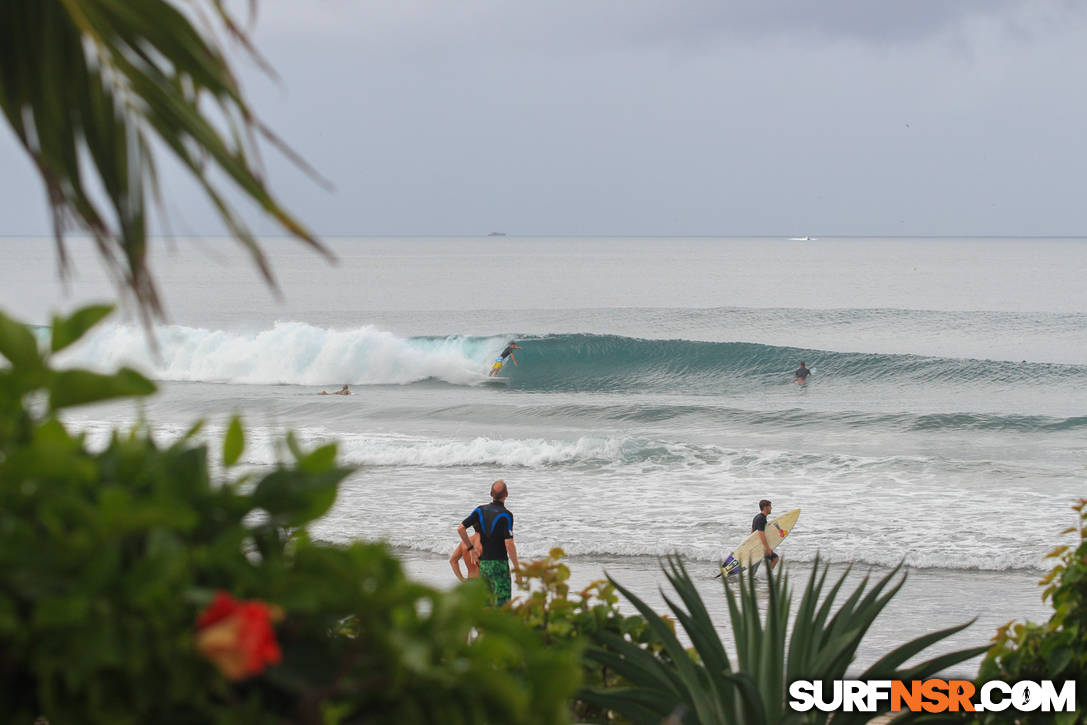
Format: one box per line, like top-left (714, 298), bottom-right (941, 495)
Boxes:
top-left (458, 480), bottom-right (520, 606)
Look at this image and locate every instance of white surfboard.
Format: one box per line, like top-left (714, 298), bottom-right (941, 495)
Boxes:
top-left (719, 508), bottom-right (800, 578)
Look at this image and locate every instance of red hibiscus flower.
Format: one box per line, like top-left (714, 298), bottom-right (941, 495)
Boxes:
top-left (195, 591), bottom-right (283, 680)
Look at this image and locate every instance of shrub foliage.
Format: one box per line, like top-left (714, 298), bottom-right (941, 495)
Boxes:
top-left (978, 498), bottom-right (1087, 724)
top-left (507, 547), bottom-right (670, 721)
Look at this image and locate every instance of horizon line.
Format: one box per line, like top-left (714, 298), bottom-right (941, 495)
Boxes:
top-left (3, 233), bottom-right (1087, 241)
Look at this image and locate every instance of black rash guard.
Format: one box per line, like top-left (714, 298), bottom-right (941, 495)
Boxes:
top-left (462, 501), bottom-right (514, 561)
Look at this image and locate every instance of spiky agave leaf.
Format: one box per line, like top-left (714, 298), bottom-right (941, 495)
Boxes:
top-left (579, 560), bottom-right (742, 724)
top-left (582, 554), bottom-right (986, 725)
top-left (722, 562), bottom-right (790, 723)
top-left (777, 556), bottom-right (987, 725)
top-left (0, 0), bottom-right (329, 325)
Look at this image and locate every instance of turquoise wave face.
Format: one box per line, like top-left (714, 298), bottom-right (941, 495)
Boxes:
top-left (495, 333), bottom-right (1087, 393)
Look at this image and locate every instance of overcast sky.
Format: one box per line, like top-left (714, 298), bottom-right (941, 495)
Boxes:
top-left (3, 0), bottom-right (1087, 237)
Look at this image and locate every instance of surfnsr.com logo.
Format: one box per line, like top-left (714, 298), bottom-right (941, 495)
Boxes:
top-left (788, 679), bottom-right (1076, 713)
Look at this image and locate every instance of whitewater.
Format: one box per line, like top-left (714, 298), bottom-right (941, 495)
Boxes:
top-left (4, 235), bottom-right (1086, 668)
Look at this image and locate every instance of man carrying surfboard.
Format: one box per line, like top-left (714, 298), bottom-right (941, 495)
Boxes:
top-left (793, 362), bottom-right (811, 385)
top-left (489, 342), bottom-right (521, 377)
top-left (718, 504), bottom-right (799, 578)
top-left (752, 499), bottom-right (780, 569)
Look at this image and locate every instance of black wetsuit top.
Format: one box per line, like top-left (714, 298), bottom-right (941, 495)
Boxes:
top-left (500, 346), bottom-right (516, 359)
top-left (462, 501), bottom-right (514, 561)
top-left (794, 366), bottom-right (811, 380)
top-left (752, 511), bottom-right (779, 558)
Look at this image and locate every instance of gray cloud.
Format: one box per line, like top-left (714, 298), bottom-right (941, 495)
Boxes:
top-left (254, 0), bottom-right (1081, 52)
top-left (2, 0), bottom-right (1086, 237)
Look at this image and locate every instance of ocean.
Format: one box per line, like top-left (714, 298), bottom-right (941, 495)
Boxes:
top-left (4, 235), bottom-right (1085, 671)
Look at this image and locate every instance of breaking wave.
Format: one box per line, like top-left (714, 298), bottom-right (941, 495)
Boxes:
top-left (58, 323), bottom-right (1087, 393)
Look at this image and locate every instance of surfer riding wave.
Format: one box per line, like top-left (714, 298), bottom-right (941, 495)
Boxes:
top-left (489, 342), bottom-right (521, 377)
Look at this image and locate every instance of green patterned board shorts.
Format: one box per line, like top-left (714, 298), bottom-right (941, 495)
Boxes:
top-left (478, 559), bottom-right (512, 607)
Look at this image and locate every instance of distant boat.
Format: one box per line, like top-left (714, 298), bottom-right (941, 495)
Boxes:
top-left (788, 235), bottom-right (813, 241)
top-left (487, 232), bottom-right (507, 237)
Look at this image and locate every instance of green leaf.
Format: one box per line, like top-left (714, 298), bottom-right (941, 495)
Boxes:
top-left (1045, 643), bottom-right (1073, 674)
top-left (577, 686), bottom-right (681, 724)
top-left (893, 645), bottom-right (991, 682)
top-left (252, 468), bottom-right (349, 526)
top-left (0, 309), bottom-right (43, 369)
top-left (1056, 709), bottom-right (1079, 725)
top-left (861, 619), bottom-right (978, 678)
top-left (223, 415), bottom-right (244, 466)
top-left (49, 367), bottom-right (156, 409)
top-left (50, 303), bottom-right (114, 353)
top-left (180, 419), bottom-right (205, 441)
top-left (298, 442), bottom-right (337, 473)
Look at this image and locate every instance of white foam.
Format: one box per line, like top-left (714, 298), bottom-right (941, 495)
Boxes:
top-left (57, 322), bottom-right (510, 386)
top-left (275, 431), bottom-right (627, 468)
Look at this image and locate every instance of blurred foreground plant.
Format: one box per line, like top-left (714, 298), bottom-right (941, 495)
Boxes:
top-left (978, 498), bottom-right (1087, 724)
top-left (507, 548), bottom-right (670, 721)
top-left (0, 305), bottom-right (580, 724)
top-left (579, 555), bottom-right (988, 724)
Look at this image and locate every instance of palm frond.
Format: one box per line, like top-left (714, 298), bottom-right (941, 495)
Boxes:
top-left (0, 0), bottom-right (329, 323)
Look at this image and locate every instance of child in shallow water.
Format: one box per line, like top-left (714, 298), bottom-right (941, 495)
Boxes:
top-left (449, 533), bottom-right (483, 581)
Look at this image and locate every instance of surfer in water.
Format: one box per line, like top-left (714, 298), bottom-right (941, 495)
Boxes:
top-left (793, 362), bottom-right (811, 385)
top-left (489, 342), bottom-right (521, 377)
top-left (320, 384), bottom-right (351, 395)
top-left (752, 499), bottom-right (780, 569)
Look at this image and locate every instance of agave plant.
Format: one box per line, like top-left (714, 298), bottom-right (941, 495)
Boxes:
top-left (580, 555), bottom-right (988, 724)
